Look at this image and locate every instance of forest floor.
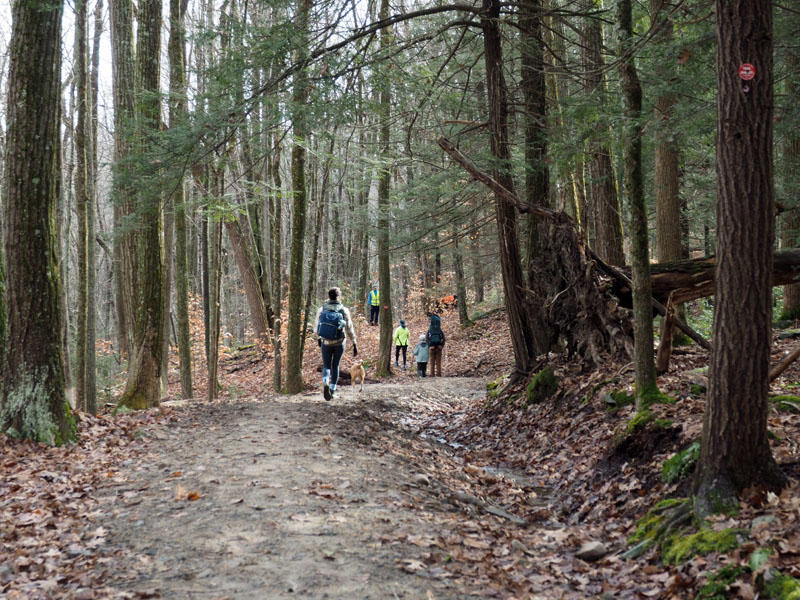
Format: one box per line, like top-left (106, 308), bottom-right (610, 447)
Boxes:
top-left (1, 308), bottom-right (800, 599)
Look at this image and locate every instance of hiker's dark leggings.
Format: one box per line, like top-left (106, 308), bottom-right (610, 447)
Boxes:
top-left (417, 362), bottom-right (427, 377)
top-left (321, 343), bottom-right (344, 387)
top-left (395, 345), bottom-right (407, 364)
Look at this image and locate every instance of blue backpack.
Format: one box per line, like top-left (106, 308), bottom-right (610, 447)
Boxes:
top-left (318, 308), bottom-right (345, 340)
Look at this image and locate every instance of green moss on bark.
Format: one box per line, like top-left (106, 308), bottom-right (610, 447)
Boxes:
top-left (526, 367), bottom-right (558, 404)
top-left (662, 527), bottom-right (744, 565)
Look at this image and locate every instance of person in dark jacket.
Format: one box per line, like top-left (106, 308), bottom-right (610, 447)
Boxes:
top-left (426, 313), bottom-right (445, 377)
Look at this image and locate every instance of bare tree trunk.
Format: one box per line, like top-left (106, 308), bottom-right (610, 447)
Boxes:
top-left (225, 214), bottom-right (270, 345)
top-left (618, 0), bottom-right (657, 407)
top-left (651, 0), bottom-right (688, 347)
top-left (376, 0), bottom-right (394, 377)
top-left (2, 0), bottom-right (75, 443)
top-left (117, 0), bottom-right (164, 410)
top-left (207, 191), bottom-right (222, 402)
top-left (270, 136), bottom-right (283, 392)
top-left (109, 0), bottom-right (136, 358)
top-left (780, 45), bottom-right (800, 319)
top-left (481, 0), bottom-right (537, 379)
top-left (74, 0), bottom-right (89, 411)
top-left (85, 0), bottom-right (102, 414)
top-left (285, 0), bottom-right (311, 394)
top-left (582, 1), bottom-right (624, 265)
top-left (694, 0), bottom-right (787, 515)
top-left (453, 231), bottom-right (471, 326)
top-left (170, 0), bottom-right (192, 398)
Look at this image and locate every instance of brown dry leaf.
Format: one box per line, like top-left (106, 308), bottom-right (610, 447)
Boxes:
top-left (187, 491), bottom-right (202, 501)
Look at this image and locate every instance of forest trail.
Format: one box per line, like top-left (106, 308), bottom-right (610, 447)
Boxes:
top-left (98, 377), bottom-right (495, 599)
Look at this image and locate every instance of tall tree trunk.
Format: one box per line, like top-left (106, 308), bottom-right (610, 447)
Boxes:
top-left (652, 0), bottom-right (682, 267)
top-left (780, 44), bottom-right (800, 319)
top-left (118, 0), bottom-right (164, 410)
top-left (74, 0), bottom-right (89, 411)
top-left (162, 182), bottom-right (174, 399)
top-left (453, 231), bottom-right (471, 326)
top-left (481, 0), bottom-right (537, 380)
top-left (376, 0), bottom-right (394, 377)
top-left (285, 0), bottom-right (311, 394)
top-left (86, 0), bottom-right (102, 414)
top-left (519, 0), bottom-right (557, 353)
top-left (651, 0), bottom-right (688, 347)
top-left (520, 0), bottom-right (548, 286)
top-left (470, 210), bottom-right (485, 303)
top-left (109, 0), bottom-right (136, 358)
top-left (618, 0), bottom-right (657, 407)
top-left (170, 0), bottom-right (192, 398)
top-left (270, 136), bottom-right (283, 392)
top-left (58, 90), bottom-right (73, 396)
top-left (2, 0), bottom-right (75, 443)
top-left (694, 0), bottom-right (787, 515)
top-left (582, 1), bottom-right (625, 265)
top-left (225, 214), bottom-right (270, 345)
top-left (301, 135), bottom-right (336, 358)
top-left (207, 192), bottom-right (222, 401)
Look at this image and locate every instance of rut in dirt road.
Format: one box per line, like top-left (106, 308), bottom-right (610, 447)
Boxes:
top-left (98, 378), bottom-right (492, 600)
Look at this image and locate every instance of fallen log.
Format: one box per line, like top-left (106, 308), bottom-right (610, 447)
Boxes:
top-left (769, 344), bottom-right (800, 381)
top-left (610, 250), bottom-right (800, 306)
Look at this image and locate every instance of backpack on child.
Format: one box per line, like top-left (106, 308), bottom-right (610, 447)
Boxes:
top-left (318, 307), bottom-right (345, 341)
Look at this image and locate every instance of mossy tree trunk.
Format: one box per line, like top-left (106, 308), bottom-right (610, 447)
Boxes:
top-left (693, 0), bottom-right (787, 515)
top-left (2, 0), bottom-right (75, 444)
top-left (375, 0), bottom-right (394, 377)
top-left (618, 0), bottom-right (657, 408)
top-left (284, 0), bottom-right (311, 394)
top-left (117, 0), bottom-right (164, 411)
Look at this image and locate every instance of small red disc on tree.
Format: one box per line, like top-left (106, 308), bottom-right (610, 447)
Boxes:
top-left (738, 63), bottom-right (756, 80)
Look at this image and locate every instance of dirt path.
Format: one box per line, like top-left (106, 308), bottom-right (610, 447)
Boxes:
top-left (97, 378), bottom-right (491, 599)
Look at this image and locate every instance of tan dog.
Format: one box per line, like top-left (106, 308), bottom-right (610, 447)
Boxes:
top-left (350, 360), bottom-right (366, 391)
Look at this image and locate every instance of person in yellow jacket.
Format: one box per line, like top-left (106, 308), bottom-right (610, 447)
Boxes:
top-left (392, 319), bottom-right (410, 370)
top-left (367, 284), bottom-right (380, 325)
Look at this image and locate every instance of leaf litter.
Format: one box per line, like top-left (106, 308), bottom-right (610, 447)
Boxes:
top-left (1, 308), bottom-right (799, 598)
